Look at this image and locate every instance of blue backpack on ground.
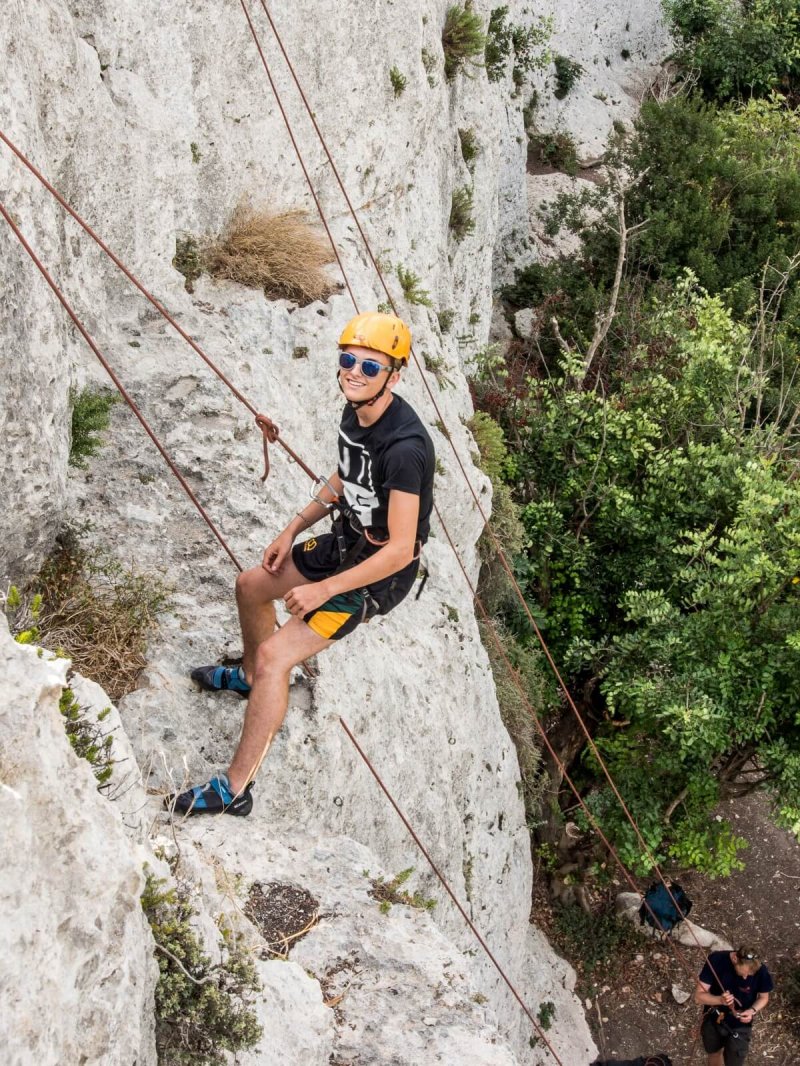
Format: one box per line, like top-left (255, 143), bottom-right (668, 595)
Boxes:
top-left (638, 881), bottom-right (692, 935)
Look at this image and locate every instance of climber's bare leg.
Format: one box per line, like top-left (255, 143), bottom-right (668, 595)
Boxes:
top-left (227, 617), bottom-right (332, 792)
top-left (234, 560), bottom-right (312, 682)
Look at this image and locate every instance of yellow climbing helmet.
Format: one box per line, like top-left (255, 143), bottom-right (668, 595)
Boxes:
top-left (338, 311), bottom-right (411, 364)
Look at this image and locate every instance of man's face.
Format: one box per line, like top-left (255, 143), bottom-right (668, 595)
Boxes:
top-left (338, 344), bottom-right (397, 403)
top-left (733, 957), bottom-right (758, 978)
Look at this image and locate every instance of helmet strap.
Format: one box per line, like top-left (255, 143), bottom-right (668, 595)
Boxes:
top-left (336, 368), bottom-right (393, 410)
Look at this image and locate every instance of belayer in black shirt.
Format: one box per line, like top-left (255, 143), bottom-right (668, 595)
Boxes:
top-left (695, 946), bottom-right (773, 1065)
top-left (169, 312), bottom-right (435, 817)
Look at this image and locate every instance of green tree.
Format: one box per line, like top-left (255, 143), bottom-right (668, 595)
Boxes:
top-left (665, 0), bottom-right (800, 104)
top-left (481, 277), bottom-right (800, 874)
top-left (507, 95), bottom-right (800, 368)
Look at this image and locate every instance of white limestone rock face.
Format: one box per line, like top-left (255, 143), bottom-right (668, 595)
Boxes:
top-left (493, 0), bottom-right (672, 285)
top-left (181, 826), bottom-right (523, 1066)
top-left (536, 1), bottom-right (670, 162)
top-left (246, 960), bottom-right (335, 1066)
top-left (0, 619), bottom-right (157, 1066)
top-left (0, 0), bottom-right (688, 1061)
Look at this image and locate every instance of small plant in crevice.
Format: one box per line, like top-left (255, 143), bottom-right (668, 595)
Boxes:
top-left (522, 90), bottom-right (539, 131)
top-left (368, 867), bottom-right (437, 915)
top-left (434, 417), bottom-right (452, 441)
top-left (449, 186), bottom-right (475, 241)
top-left (485, 6), bottom-right (552, 87)
top-left (190, 142), bottom-right (201, 164)
top-left (59, 687), bottom-right (115, 789)
top-left (537, 1000), bottom-right (556, 1030)
top-left (437, 308), bottom-right (456, 333)
top-left (528, 129), bottom-right (579, 175)
top-left (173, 234), bottom-right (204, 293)
top-left (3, 585), bottom-right (41, 646)
top-left (421, 47), bottom-right (438, 87)
top-left (553, 54), bottom-right (584, 98)
top-left (458, 127), bottom-right (480, 170)
top-left (397, 265), bottom-right (433, 306)
top-left (141, 867), bottom-right (262, 1066)
top-left (442, 4), bottom-right (487, 81)
top-left (69, 387), bottom-right (119, 468)
top-left (389, 65), bottom-right (407, 97)
top-left (423, 349), bottom-right (454, 389)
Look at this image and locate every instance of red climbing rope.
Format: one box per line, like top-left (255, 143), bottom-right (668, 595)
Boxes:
top-left (0, 166), bottom-right (573, 1064)
top-left (0, 128), bottom-right (322, 489)
top-left (0, 199), bottom-right (243, 574)
top-left (243, 0), bottom-right (727, 994)
top-left (339, 717), bottom-right (566, 1063)
top-left (0, 149), bottom-right (561, 1054)
top-left (1, 7), bottom-right (728, 1047)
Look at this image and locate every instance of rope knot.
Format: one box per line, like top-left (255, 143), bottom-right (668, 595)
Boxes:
top-left (255, 413), bottom-right (280, 481)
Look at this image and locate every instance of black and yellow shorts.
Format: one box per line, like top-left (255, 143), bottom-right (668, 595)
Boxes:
top-left (291, 532), bottom-right (420, 641)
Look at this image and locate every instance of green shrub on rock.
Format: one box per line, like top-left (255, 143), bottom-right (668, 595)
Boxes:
top-left (59, 687), bottom-right (115, 789)
top-left (485, 6), bottom-right (552, 86)
top-left (552, 54), bottom-right (583, 99)
top-left (449, 186), bottom-right (475, 241)
top-left (442, 4), bottom-right (486, 80)
top-left (141, 869), bottom-right (262, 1066)
top-left (69, 387), bottom-right (118, 468)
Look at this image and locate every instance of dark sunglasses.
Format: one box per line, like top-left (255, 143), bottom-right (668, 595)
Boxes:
top-left (739, 951), bottom-right (759, 961)
top-left (338, 351), bottom-right (394, 378)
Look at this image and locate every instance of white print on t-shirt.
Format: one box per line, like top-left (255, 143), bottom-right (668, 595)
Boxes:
top-left (338, 428), bottom-right (379, 527)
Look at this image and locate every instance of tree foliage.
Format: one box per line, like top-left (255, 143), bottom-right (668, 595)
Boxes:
top-left (482, 275), bottom-right (800, 874)
top-left (665, 0), bottom-right (800, 104)
top-left (508, 94), bottom-right (800, 368)
top-left (483, 2), bottom-right (800, 877)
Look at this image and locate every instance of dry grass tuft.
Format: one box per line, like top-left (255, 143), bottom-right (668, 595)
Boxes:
top-left (15, 531), bottom-right (171, 702)
top-left (205, 205), bottom-right (337, 305)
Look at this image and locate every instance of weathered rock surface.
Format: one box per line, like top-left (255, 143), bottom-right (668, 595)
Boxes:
top-left (0, 619), bottom-right (158, 1066)
top-left (1, 1), bottom-right (673, 1062)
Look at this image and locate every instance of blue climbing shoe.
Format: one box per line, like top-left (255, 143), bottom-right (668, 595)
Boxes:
top-left (191, 664), bottom-right (251, 697)
top-left (167, 773), bottom-right (253, 817)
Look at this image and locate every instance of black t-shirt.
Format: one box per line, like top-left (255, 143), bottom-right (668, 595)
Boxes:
top-left (337, 394), bottom-right (434, 545)
top-left (699, 951), bottom-right (774, 1029)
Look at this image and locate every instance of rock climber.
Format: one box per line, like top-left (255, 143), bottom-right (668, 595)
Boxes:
top-left (695, 945), bottom-right (773, 1065)
top-left (168, 311), bottom-right (435, 816)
